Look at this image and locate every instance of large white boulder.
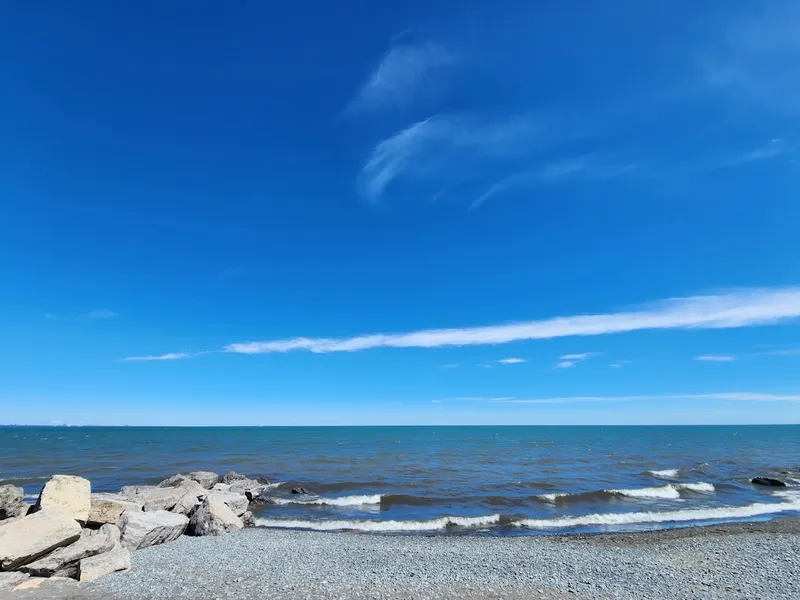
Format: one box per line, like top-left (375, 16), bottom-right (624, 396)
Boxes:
top-left (0, 507), bottom-right (81, 570)
top-left (78, 547), bottom-right (131, 582)
top-left (34, 475), bottom-right (91, 522)
top-left (188, 496), bottom-right (243, 536)
top-left (207, 490), bottom-right (249, 516)
top-left (87, 494), bottom-right (143, 526)
top-left (118, 510), bottom-right (188, 550)
top-left (187, 471), bottom-right (219, 489)
top-left (120, 486), bottom-right (186, 512)
top-left (19, 524), bottom-right (119, 578)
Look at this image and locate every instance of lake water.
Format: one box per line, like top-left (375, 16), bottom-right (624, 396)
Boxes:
top-left (2, 425), bottom-right (799, 534)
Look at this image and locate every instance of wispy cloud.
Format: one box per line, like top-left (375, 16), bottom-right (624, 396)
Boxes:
top-left (497, 357), bottom-right (526, 364)
top-left (759, 347), bottom-right (800, 356)
top-left (221, 287), bottom-right (800, 355)
top-left (469, 158), bottom-right (637, 210)
top-left (441, 363), bottom-right (460, 369)
top-left (357, 113), bottom-right (550, 203)
top-left (123, 352), bottom-right (193, 362)
top-left (555, 352), bottom-right (597, 369)
top-left (720, 139), bottom-right (792, 168)
top-left (346, 42), bottom-right (454, 114)
top-left (694, 354), bottom-right (737, 362)
top-left (441, 392), bottom-right (800, 405)
top-left (610, 360), bottom-right (632, 368)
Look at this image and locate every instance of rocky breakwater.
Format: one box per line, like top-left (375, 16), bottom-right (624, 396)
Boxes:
top-left (0, 470), bottom-right (270, 591)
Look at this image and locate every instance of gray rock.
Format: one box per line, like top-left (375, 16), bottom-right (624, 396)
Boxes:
top-left (228, 478), bottom-right (263, 500)
top-left (207, 490), bottom-right (249, 516)
top-left (118, 510), bottom-right (188, 550)
top-left (120, 485), bottom-right (188, 512)
top-left (156, 475), bottom-right (207, 496)
top-left (0, 507), bottom-right (82, 570)
top-left (172, 491), bottom-right (202, 516)
top-left (33, 475), bottom-right (91, 522)
top-left (187, 471), bottom-right (220, 489)
top-left (241, 511), bottom-right (256, 528)
top-left (212, 483), bottom-right (232, 492)
top-left (0, 485), bottom-right (26, 520)
top-left (79, 547), bottom-right (131, 582)
top-left (19, 524), bottom-right (119, 578)
top-left (88, 494), bottom-right (143, 526)
top-left (221, 471), bottom-right (251, 484)
top-left (187, 496), bottom-right (243, 536)
top-left (0, 572), bottom-right (29, 589)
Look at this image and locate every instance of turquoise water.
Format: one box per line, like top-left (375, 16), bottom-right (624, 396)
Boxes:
top-left (2, 425), bottom-right (799, 534)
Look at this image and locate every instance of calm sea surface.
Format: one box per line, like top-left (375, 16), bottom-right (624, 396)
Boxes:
top-left (2, 425), bottom-right (799, 534)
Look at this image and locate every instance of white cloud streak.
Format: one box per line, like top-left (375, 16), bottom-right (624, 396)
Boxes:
top-left (694, 355), bottom-right (737, 362)
top-left (358, 113), bottom-right (545, 202)
top-left (347, 42), bottom-right (454, 114)
top-left (223, 287), bottom-right (800, 355)
top-left (497, 357), bottom-right (526, 364)
top-left (123, 352), bottom-right (193, 362)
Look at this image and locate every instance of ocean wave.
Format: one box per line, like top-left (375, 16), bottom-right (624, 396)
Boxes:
top-left (648, 469), bottom-right (680, 479)
top-left (537, 483), bottom-right (714, 503)
top-left (515, 497), bottom-right (800, 529)
top-left (264, 494), bottom-right (383, 507)
top-left (255, 514), bottom-right (502, 532)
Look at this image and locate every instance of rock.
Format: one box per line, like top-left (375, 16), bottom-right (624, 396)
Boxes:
top-left (228, 478), bottom-right (263, 500)
top-left (172, 491), bottom-right (202, 516)
top-left (188, 471), bottom-right (220, 489)
top-left (156, 474), bottom-right (186, 488)
top-left (156, 475), bottom-right (207, 497)
top-left (258, 476), bottom-right (271, 485)
top-left (207, 490), bottom-right (249, 516)
top-left (291, 487), bottom-right (309, 495)
top-left (0, 507), bottom-right (82, 570)
top-left (19, 524), bottom-right (119, 578)
top-left (0, 572), bottom-right (29, 589)
top-left (87, 494), bottom-right (143, 526)
top-left (751, 477), bottom-right (787, 487)
top-left (187, 496), bottom-right (243, 536)
top-left (0, 485), bottom-right (26, 520)
top-left (221, 471), bottom-right (250, 484)
top-left (212, 483), bottom-right (232, 492)
top-left (118, 510), bottom-right (188, 550)
top-left (120, 485), bottom-right (189, 512)
top-left (78, 547), bottom-right (131, 582)
top-left (241, 511), bottom-right (255, 527)
top-left (34, 475), bottom-right (91, 522)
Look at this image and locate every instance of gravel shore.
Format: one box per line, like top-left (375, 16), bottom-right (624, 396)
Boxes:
top-left (6, 519), bottom-right (799, 600)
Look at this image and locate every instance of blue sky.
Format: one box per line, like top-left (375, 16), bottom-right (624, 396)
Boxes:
top-left (2, 0), bottom-right (800, 425)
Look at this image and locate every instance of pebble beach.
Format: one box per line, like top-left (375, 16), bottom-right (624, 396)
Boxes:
top-left (71, 518), bottom-right (799, 600)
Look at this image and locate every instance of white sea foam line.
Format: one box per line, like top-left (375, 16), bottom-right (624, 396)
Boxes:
top-left (267, 494), bottom-right (383, 507)
top-left (675, 482), bottom-right (715, 493)
top-left (538, 493), bottom-right (569, 502)
top-left (256, 514), bottom-right (501, 532)
top-left (610, 485), bottom-right (681, 499)
top-left (515, 498), bottom-right (800, 529)
top-left (648, 469), bottom-right (680, 479)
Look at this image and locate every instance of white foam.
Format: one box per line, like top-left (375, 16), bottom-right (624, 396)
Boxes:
top-left (609, 485), bottom-right (681, 499)
top-left (267, 494), bottom-right (383, 507)
top-left (538, 493), bottom-right (568, 503)
top-left (609, 482), bottom-right (714, 499)
top-left (515, 497), bottom-right (800, 529)
top-left (675, 482), bottom-right (715, 493)
top-left (24, 494), bottom-right (39, 500)
top-left (648, 469), bottom-right (679, 479)
top-left (255, 514), bottom-right (501, 532)
top-left (261, 482), bottom-right (284, 489)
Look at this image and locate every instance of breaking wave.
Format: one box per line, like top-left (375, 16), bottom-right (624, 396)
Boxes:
top-left (255, 514), bottom-right (502, 532)
top-left (264, 494), bottom-right (383, 507)
top-left (648, 469), bottom-right (680, 479)
top-left (515, 495), bottom-right (800, 529)
top-left (537, 483), bottom-right (714, 503)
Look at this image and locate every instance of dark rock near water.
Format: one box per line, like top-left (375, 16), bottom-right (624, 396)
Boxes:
top-left (187, 496), bottom-right (243, 536)
top-left (751, 477), bottom-right (787, 487)
top-left (221, 471), bottom-right (250, 484)
top-left (241, 511), bottom-right (256, 528)
top-left (258, 476), bottom-right (271, 485)
top-left (291, 487), bottom-right (309, 495)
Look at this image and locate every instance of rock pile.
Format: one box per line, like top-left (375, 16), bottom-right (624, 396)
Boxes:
top-left (0, 470), bottom-right (268, 588)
